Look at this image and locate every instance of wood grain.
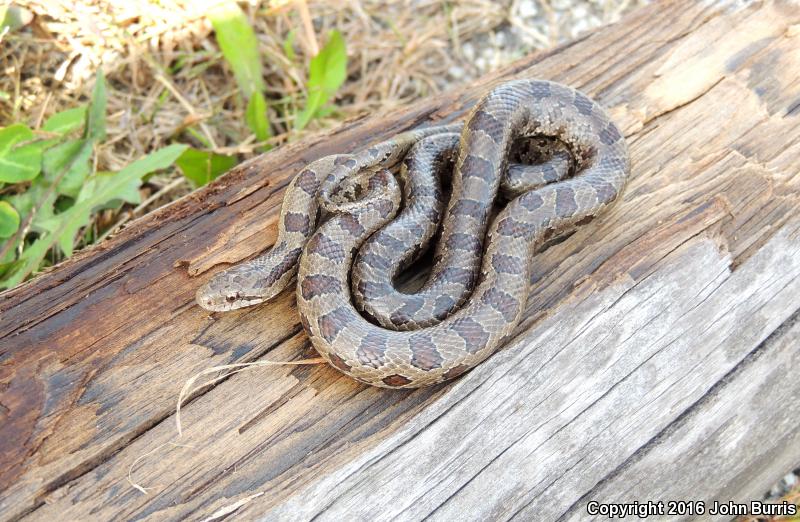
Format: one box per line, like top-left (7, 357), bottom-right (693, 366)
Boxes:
top-left (2, 1), bottom-right (799, 520)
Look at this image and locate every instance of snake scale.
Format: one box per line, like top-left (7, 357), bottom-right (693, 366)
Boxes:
top-left (196, 79), bottom-right (630, 388)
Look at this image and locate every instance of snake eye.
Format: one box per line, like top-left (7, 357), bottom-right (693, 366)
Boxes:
top-left (226, 293), bottom-right (238, 303)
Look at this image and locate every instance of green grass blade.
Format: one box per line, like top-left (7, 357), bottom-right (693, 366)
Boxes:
top-left (209, 1), bottom-right (264, 99)
top-left (245, 90), bottom-right (272, 149)
top-left (85, 70), bottom-right (107, 142)
top-left (295, 30), bottom-right (347, 130)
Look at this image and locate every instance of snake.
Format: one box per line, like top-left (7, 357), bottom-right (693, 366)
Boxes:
top-left (196, 79), bottom-right (630, 388)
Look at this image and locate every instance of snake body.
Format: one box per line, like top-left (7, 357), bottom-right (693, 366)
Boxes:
top-left (350, 132), bottom-right (572, 330)
top-left (196, 122), bottom-right (461, 311)
top-left (197, 79), bottom-right (630, 388)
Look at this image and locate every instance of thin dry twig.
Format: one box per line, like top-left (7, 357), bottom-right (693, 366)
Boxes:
top-left (175, 357), bottom-right (326, 437)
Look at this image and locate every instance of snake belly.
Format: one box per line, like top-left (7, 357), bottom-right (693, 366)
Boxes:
top-left (296, 79), bottom-right (630, 388)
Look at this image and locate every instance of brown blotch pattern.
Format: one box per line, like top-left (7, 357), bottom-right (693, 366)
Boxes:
top-left (481, 287), bottom-right (520, 322)
top-left (328, 353), bottom-right (351, 372)
top-left (294, 169), bottom-right (318, 195)
top-left (357, 279), bottom-right (391, 298)
top-left (390, 298), bottom-right (424, 326)
top-left (374, 199), bottom-right (395, 218)
top-left (491, 252), bottom-right (525, 275)
top-left (375, 233), bottom-right (406, 251)
top-left (284, 212), bottom-right (311, 234)
top-left (439, 266), bottom-right (473, 286)
top-left (460, 154), bottom-right (496, 184)
top-left (467, 109), bottom-right (505, 139)
top-left (593, 179), bottom-right (618, 202)
top-left (446, 233), bottom-right (482, 252)
top-left (334, 156), bottom-right (357, 168)
top-left (339, 214), bottom-right (366, 236)
top-left (382, 374), bottom-right (412, 387)
top-left (450, 199), bottom-right (485, 218)
top-left (599, 123), bottom-right (622, 146)
top-left (357, 333), bottom-right (387, 368)
top-left (358, 251), bottom-right (391, 271)
top-left (573, 92), bottom-right (595, 115)
top-left (530, 81), bottom-right (551, 98)
top-left (497, 217), bottom-right (531, 238)
top-left (555, 187), bottom-right (579, 218)
top-left (409, 333), bottom-right (444, 370)
top-left (307, 233), bottom-right (346, 262)
top-left (433, 295), bottom-right (457, 321)
top-left (520, 192), bottom-right (544, 211)
top-left (317, 307), bottom-right (351, 342)
top-left (300, 274), bottom-right (341, 300)
top-left (263, 247), bottom-right (303, 283)
top-left (452, 317), bottom-right (490, 352)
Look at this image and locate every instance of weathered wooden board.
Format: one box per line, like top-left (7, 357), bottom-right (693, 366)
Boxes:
top-left (1, 0), bottom-right (799, 520)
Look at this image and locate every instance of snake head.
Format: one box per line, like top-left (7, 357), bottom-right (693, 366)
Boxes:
top-left (195, 268), bottom-right (268, 312)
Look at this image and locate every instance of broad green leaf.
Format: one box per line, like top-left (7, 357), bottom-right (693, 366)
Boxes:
top-left (0, 123), bottom-right (33, 154)
top-left (43, 106), bottom-right (87, 135)
top-left (0, 200), bottom-right (20, 238)
top-left (85, 171), bottom-right (142, 210)
top-left (295, 30), bottom-right (347, 130)
top-left (0, 124), bottom-right (42, 183)
top-left (209, 2), bottom-right (264, 99)
top-left (245, 90), bottom-right (271, 147)
top-left (176, 148), bottom-right (237, 187)
top-left (0, 144), bottom-right (187, 288)
top-left (78, 144), bottom-right (187, 208)
top-left (6, 180), bottom-right (50, 229)
top-left (42, 139), bottom-right (92, 198)
top-left (85, 69), bottom-right (107, 142)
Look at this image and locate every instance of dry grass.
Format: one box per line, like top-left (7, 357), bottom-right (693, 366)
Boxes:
top-left (1, 0), bottom-right (644, 216)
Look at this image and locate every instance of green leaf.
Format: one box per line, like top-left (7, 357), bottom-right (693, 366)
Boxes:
top-left (1, 4), bottom-right (32, 33)
top-left (0, 124), bottom-right (42, 183)
top-left (78, 144), bottom-right (187, 208)
top-left (0, 144), bottom-right (187, 288)
top-left (43, 106), bottom-right (88, 135)
top-left (0, 123), bottom-right (32, 155)
top-left (176, 147), bottom-right (237, 187)
top-left (0, 200), bottom-right (20, 238)
top-left (209, 1), bottom-right (264, 99)
top-left (295, 30), bottom-right (347, 130)
top-left (37, 75), bottom-right (105, 198)
top-left (85, 69), bottom-right (107, 142)
top-left (42, 139), bottom-right (92, 198)
top-left (245, 90), bottom-right (271, 147)
top-left (89, 171), bottom-right (142, 209)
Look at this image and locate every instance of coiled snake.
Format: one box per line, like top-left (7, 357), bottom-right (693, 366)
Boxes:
top-left (196, 79), bottom-right (630, 388)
